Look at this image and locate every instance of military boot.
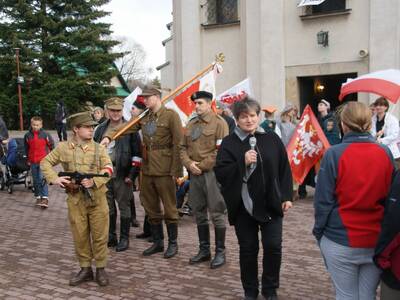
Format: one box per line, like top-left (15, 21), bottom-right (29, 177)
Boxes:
top-left (136, 215), bottom-right (152, 239)
top-left (189, 225), bottom-right (211, 264)
top-left (164, 223), bottom-right (178, 259)
top-left (107, 213), bottom-right (118, 247)
top-left (95, 268), bottom-right (109, 286)
top-left (69, 267), bottom-right (93, 286)
top-left (143, 223), bottom-right (164, 256)
top-left (116, 217), bottom-right (130, 252)
top-left (210, 227), bottom-right (226, 269)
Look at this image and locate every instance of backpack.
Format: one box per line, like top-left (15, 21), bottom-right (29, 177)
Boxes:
top-left (14, 138), bottom-right (29, 172)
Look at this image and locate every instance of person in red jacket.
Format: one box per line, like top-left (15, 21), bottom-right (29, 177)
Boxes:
top-left (24, 116), bottom-right (54, 208)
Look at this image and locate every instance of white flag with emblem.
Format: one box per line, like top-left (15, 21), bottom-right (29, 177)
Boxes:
top-left (297, 0), bottom-right (326, 7)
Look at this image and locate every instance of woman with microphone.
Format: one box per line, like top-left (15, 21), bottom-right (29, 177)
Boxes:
top-left (214, 97), bottom-right (293, 300)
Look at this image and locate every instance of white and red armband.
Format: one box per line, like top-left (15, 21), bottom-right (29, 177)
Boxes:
top-left (132, 156), bottom-right (142, 168)
top-left (216, 139), bottom-right (223, 149)
top-left (104, 165), bottom-right (114, 176)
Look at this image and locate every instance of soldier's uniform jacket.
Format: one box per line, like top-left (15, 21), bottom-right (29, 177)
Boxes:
top-left (180, 111), bottom-right (228, 171)
top-left (41, 139), bottom-right (112, 205)
top-left (105, 105), bottom-right (183, 177)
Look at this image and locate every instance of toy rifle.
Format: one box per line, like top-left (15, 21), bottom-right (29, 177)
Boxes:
top-left (58, 171), bottom-right (109, 202)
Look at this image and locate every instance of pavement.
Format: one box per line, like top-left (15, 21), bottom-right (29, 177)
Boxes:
top-left (0, 131), bottom-right (335, 299)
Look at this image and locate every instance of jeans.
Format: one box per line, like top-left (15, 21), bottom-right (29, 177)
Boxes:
top-left (234, 205), bottom-right (282, 298)
top-left (319, 235), bottom-right (381, 300)
top-left (31, 163), bottom-right (48, 198)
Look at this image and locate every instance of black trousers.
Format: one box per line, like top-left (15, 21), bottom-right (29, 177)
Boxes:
top-left (56, 123), bottom-right (67, 141)
top-left (234, 205), bottom-right (283, 298)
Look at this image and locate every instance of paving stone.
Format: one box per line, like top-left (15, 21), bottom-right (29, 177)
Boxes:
top-left (0, 131), bottom-right (338, 299)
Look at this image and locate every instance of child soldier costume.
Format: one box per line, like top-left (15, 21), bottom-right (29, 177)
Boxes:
top-left (41, 111), bottom-right (113, 286)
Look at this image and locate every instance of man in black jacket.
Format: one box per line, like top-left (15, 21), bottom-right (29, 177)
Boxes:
top-left (94, 97), bottom-right (142, 252)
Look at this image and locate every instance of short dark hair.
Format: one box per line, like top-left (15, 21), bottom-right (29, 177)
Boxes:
top-left (374, 97), bottom-right (389, 108)
top-left (231, 97), bottom-right (261, 119)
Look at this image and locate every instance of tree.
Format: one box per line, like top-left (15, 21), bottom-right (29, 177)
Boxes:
top-left (113, 36), bottom-right (153, 84)
top-left (0, 0), bottom-right (120, 129)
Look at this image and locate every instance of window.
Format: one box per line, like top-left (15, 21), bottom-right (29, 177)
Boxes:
top-left (311, 0), bottom-right (346, 14)
top-left (206, 0), bottom-right (238, 25)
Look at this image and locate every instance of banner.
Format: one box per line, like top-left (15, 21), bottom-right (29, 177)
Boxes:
top-left (123, 86), bottom-right (142, 121)
top-left (217, 78), bottom-right (253, 106)
top-left (297, 0), bottom-right (326, 7)
top-left (165, 64), bottom-right (221, 124)
top-left (286, 105), bottom-right (330, 183)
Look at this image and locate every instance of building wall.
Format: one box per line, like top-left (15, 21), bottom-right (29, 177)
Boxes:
top-left (165, 0), bottom-right (400, 114)
top-left (283, 0), bottom-right (370, 107)
top-left (200, 24), bottom-right (243, 94)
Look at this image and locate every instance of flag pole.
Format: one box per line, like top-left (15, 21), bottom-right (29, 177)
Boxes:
top-left (112, 53), bottom-right (225, 140)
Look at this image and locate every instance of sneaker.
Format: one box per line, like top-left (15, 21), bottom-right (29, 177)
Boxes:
top-left (35, 197), bottom-right (42, 206)
top-left (40, 197), bottom-right (49, 208)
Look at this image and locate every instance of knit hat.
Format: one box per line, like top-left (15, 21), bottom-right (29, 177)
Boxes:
top-left (319, 99), bottom-right (331, 110)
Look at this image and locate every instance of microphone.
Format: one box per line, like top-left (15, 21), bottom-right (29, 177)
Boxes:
top-left (249, 136), bottom-right (257, 169)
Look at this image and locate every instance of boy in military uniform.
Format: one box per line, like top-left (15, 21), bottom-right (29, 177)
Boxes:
top-left (41, 111), bottom-right (113, 287)
top-left (180, 91), bottom-right (229, 269)
top-left (101, 86), bottom-right (183, 259)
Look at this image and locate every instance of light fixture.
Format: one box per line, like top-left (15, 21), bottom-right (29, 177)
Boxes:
top-left (316, 84), bottom-right (325, 92)
top-left (317, 30), bottom-right (329, 47)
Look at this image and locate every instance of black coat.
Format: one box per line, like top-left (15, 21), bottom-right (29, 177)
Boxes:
top-left (374, 170), bottom-right (400, 290)
top-left (214, 130), bottom-right (293, 225)
top-left (0, 116), bottom-right (8, 141)
top-left (94, 119), bottom-right (141, 180)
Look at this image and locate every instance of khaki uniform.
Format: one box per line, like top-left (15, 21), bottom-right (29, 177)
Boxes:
top-left (41, 140), bottom-right (112, 268)
top-left (106, 105), bottom-right (183, 224)
top-left (180, 111), bottom-right (228, 227)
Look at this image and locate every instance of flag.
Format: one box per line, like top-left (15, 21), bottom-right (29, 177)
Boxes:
top-left (165, 64), bottom-right (221, 125)
top-left (217, 78), bottom-right (253, 106)
top-left (286, 105), bottom-right (330, 184)
top-left (123, 87), bottom-right (142, 121)
top-left (297, 0), bottom-right (326, 7)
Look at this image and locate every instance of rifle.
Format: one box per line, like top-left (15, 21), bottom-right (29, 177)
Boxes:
top-left (58, 171), bottom-right (109, 202)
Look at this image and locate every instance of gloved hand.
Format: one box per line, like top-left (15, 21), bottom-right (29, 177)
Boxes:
top-left (64, 182), bottom-right (80, 194)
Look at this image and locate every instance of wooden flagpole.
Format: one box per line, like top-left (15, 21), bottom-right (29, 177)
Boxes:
top-left (112, 53), bottom-right (225, 140)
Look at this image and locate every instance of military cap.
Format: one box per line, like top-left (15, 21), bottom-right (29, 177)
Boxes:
top-left (133, 96), bottom-right (146, 110)
top-left (68, 111), bottom-right (98, 128)
top-left (262, 105), bottom-right (277, 114)
top-left (139, 85), bottom-right (162, 97)
top-left (105, 97), bottom-right (124, 110)
top-left (191, 91), bottom-right (213, 102)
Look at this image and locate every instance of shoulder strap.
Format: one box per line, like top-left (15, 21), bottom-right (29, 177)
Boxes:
top-left (94, 142), bottom-right (100, 173)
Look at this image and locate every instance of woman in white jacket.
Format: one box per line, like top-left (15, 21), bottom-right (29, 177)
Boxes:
top-left (371, 97), bottom-right (400, 159)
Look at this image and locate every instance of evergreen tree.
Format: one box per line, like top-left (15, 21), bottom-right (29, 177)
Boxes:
top-left (0, 0), bottom-right (120, 129)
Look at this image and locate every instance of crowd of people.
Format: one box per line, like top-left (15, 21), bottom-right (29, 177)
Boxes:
top-left (0, 89), bottom-right (399, 300)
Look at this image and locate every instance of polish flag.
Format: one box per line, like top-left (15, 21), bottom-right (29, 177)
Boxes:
top-left (286, 105), bottom-right (330, 183)
top-left (165, 64), bottom-right (221, 125)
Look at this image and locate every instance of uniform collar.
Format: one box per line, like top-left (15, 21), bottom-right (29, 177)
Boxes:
top-left (150, 105), bottom-right (166, 118)
top-left (69, 138), bottom-right (92, 152)
top-left (197, 110), bottom-right (214, 123)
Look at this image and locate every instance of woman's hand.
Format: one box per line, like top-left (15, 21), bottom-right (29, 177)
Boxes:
top-left (282, 201), bottom-right (293, 213)
top-left (244, 150), bottom-right (257, 166)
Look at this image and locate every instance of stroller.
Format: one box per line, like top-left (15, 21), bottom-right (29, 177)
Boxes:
top-left (0, 138), bottom-right (32, 194)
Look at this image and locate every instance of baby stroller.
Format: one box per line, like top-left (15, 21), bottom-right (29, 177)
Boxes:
top-left (0, 138), bottom-right (32, 194)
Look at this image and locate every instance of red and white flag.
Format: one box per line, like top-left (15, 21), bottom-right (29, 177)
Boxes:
top-left (165, 64), bottom-right (222, 124)
top-left (286, 105), bottom-right (330, 184)
top-left (217, 78), bottom-right (253, 106)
